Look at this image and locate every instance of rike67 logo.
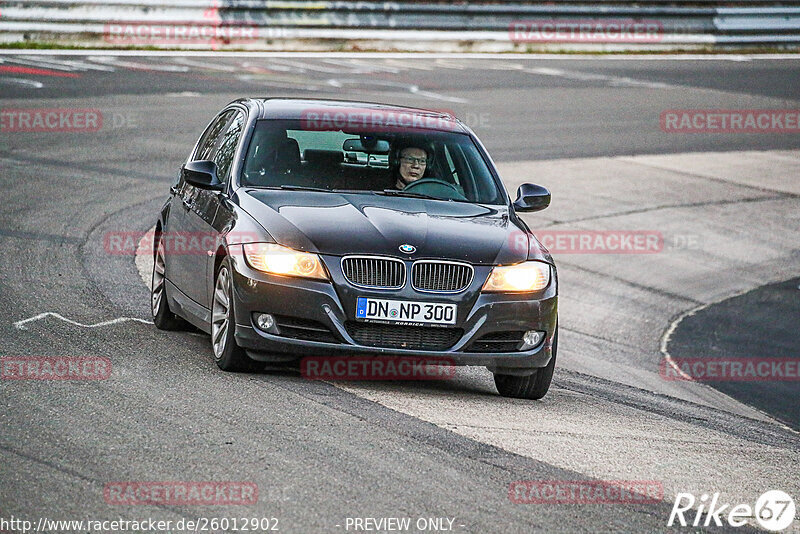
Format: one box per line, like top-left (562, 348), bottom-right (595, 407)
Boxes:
top-left (668, 490), bottom-right (796, 531)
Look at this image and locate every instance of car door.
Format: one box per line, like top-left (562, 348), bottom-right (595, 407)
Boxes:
top-left (196, 109), bottom-right (247, 308)
top-left (169, 110), bottom-right (235, 308)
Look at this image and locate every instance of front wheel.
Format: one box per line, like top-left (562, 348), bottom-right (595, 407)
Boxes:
top-left (151, 235), bottom-right (185, 331)
top-left (211, 260), bottom-right (262, 372)
top-left (493, 327), bottom-right (557, 400)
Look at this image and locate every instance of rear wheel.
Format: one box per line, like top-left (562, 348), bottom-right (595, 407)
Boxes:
top-left (211, 260), bottom-right (262, 372)
top-left (493, 326), bottom-right (557, 400)
top-left (151, 235), bottom-right (184, 331)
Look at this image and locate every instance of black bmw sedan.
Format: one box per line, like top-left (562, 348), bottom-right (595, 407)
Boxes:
top-left (152, 98), bottom-right (558, 399)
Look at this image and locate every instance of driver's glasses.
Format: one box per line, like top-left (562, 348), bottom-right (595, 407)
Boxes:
top-left (400, 156), bottom-right (427, 166)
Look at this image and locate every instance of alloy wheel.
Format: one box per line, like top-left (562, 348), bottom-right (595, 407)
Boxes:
top-left (151, 239), bottom-right (167, 317)
top-left (211, 267), bottom-right (232, 360)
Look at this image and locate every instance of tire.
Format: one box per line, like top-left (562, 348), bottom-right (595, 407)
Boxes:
top-left (211, 259), bottom-right (262, 372)
top-left (151, 234), bottom-right (185, 331)
top-left (493, 326), bottom-right (557, 400)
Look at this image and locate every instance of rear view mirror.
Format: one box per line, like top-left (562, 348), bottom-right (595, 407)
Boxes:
top-left (343, 138), bottom-right (390, 154)
top-left (183, 160), bottom-right (224, 191)
top-left (513, 183), bottom-right (551, 212)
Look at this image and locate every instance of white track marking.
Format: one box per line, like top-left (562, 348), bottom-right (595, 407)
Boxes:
top-left (384, 58), bottom-right (436, 71)
top-left (22, 56), bottom-right (116, 71)
top-left (270, 59), bottom-right (348, 74)
top-left (659, 307), bottom-right (702, 381)
top-left (322, 58), bottom-right (402, 74)
top-left (237, 75), bottom-right (326, 91)
top-left (48, 57), bottom-right (117, 71)
top-left (411, 87), bottom-right (468, 103)
top-left (435, 59), bottom-right (526, 72)
top-left (13, 312), bottom-right (152, 330)
top-left (3, 57), bottom-right (79, 71)
top-left (172, 57), bottom-right (238, 72)
top-left (87, 56), bottom-right (189, 72)
top-left (0, 77), bottom-right (43, 88)
top-left (326, 77), bottom-right (468, 103)
top-left (525, 66), bottom-right (675, 89)
top-left (2, 50), bottom-right (799, 60)
top-left (247, 62), bottom-right (296, 72)
top-left (7, 55), bottom-right (115, 73)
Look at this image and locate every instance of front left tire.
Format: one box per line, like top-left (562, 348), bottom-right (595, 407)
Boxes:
top-left (493, 325), bottom-right (557, 400)
top-left (211, 259), bottom-right (263, 372)
top-left (151, 234), bottom-right (185, 331)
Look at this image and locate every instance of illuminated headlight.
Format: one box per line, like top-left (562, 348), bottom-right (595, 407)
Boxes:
top-left (482, 261), bottom-right (550, 292)
top-left (242, 243), bottom-right (328, 280)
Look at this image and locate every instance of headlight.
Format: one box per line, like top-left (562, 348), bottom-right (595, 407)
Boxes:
top-left (242, 243), bottom-right (328, 280)
top-left (482, 261), bottom-right (550, 292)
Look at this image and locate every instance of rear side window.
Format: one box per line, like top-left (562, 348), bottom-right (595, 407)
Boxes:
top-left (194, 111), bottom-right (234, 162)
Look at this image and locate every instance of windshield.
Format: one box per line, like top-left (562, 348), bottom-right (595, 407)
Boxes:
top-left (240, 119), bottom-right (504, 204)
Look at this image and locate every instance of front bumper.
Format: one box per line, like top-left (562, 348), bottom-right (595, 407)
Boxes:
top-left (229, 253), bottom-right (558, 371)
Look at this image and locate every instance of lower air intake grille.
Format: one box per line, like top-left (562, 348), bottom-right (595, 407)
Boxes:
top-left (274, 315), bottom-right (339, 344)
top-left (345, 322), bottom-right (462, 351)
top-left (466, 331), bottom-right (525, 353)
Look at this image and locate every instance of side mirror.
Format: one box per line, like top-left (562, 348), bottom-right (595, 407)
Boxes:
top-left (513, 183), bottom-right (551, 212)
top-left (183, 160), bottom-right (224, 191)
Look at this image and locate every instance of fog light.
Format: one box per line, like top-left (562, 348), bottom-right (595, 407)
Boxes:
top-left (521, 330), bottom-right (545, 350)
top-left (254, 313), bottom-right (278, 334)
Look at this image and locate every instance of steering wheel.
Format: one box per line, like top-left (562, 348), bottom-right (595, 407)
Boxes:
top-left (402, 178), bottom-right (467, 201)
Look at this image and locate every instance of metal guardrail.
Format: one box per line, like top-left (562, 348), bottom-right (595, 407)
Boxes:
top-left (1, 1), bottom-right (799, 48)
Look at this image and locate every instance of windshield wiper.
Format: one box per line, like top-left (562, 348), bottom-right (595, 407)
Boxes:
top-left (376, 189), bottom-right (447, 201)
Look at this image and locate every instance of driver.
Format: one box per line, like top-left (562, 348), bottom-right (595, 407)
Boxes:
top-left (394, 146), bottom-right (430, 190)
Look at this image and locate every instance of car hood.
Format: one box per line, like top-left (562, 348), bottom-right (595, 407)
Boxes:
top-left (238, 189), bottom-right (546, 265)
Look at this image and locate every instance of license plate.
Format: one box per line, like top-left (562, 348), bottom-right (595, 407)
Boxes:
top-left (356, 297), bottom-right (456, 325)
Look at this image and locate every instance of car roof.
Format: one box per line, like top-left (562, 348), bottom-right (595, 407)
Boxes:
top-left (236, 97), bottom-right (469, 134)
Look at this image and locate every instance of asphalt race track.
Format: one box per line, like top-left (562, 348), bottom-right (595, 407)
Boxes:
top-left (1, 52), bottom-right (799, 533)
top-left (669, 276), bottom-right (800, 431)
